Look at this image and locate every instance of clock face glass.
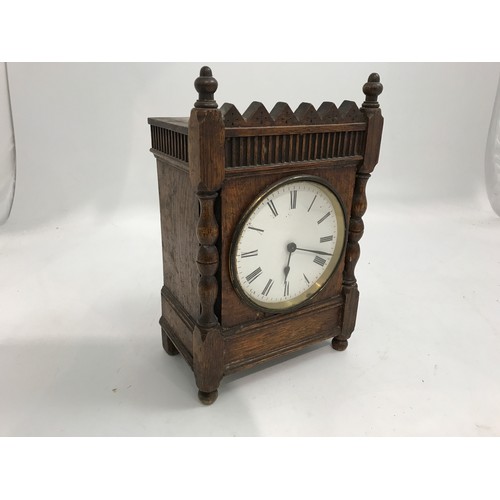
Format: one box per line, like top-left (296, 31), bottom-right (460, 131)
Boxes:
top-left (230, 176), bottom-right (346, 312)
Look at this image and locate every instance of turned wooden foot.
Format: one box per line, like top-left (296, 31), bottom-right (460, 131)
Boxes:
top-left (161, 330), bottom-right (179, 356)
top-left (331, 337), bottom-right (348, 351)
top-left (198, 390), bottom-right (218, 405)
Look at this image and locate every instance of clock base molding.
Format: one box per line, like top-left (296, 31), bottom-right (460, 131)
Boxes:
top-left (149, 67), bottom-right (383, 404)
top-left (160, 283), bottom-right (355, 401)
top-left (222, 295), bottom-right (344, 374)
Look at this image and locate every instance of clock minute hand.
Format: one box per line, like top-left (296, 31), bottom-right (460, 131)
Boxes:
top-left (295, 247), bottom-right (333, 256)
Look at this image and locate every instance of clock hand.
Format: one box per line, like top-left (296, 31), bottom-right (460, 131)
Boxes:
top-left (283, 252), bottom-right (292, 283)
top-left (283, 255), bottom-right (291, 283)
top-left (283, 242), bottom-right (297, 283)
top-left (295, 247), bottom-right (333, 256)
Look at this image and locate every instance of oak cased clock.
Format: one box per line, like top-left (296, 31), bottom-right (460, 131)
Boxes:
top-left (148, 66), bottom-right (384, 404)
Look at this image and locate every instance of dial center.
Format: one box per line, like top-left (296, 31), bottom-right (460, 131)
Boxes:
top-left (287, 242), bottom-right (297, 253)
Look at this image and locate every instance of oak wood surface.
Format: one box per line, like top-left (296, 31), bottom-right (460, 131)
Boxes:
top-left (148, 117), bottom-right (189, 134)
top-left (156, 158), bottom-right (199, 319)
top-left (224, 296), bottom-right (343, 373)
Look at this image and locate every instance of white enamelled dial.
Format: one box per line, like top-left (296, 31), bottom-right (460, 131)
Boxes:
top-left (230, 176), bottom-right (347, 312)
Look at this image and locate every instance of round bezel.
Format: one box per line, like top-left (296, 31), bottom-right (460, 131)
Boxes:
top-left (229, 175), bottom-right (347, 313)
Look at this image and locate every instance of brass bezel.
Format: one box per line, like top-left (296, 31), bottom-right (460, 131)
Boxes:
top-left (229, 175), bottom-right (347, 314)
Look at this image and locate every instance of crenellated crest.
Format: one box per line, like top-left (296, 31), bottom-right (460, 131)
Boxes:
top-left (294, 103), bottom-right (323, 124)
top-left (270, 102), bottom-right (299, 125)
top-left (221, 100), bottom-right (366, 127)
top-left (219, 103), bottom-right (245, 126)
top-left (317, 102), bottom-right (339, 123)
top-left (241, 101), bottom-right (274, 126)
top-left (337, 100), bottom-right (365, 123)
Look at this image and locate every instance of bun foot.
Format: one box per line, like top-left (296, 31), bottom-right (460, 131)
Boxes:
top-left (198, 390), bottom-right (218, 405)
top-left (165, 341), bottom-right (179, 356)
top-left (331, 338), bottom-right (348, 351)
top-left (162, 331), bottom-right (179, 356)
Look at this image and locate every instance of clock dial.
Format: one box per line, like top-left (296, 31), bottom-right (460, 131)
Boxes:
top-left (230, 176), bottom-right (346, 312)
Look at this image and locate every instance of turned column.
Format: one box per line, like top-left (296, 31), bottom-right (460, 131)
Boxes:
top-left (188, 67), bottom-right (225, 404)
top-left (333, 73), bottom-right (383, 351)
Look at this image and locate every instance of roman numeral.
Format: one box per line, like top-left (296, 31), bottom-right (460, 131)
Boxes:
top-left (248, 226), bottom-right (264, 234)
top-left (246, 267), bottom-right (263, 284)
top-left (284, 281), bottom-right (290, 297)
top-left (262, 279), bottom-right (274, 296)
top-left (313, 255), bottom-right (326, 267)
top-left (241, 249), bottom-right (258, 258)
top-left (320, 235), bottom-right (333, 243)
top-left (290, 190), bottom-right (297, 209)
top-left (307, 194), bottom-right (317, 212)
top-left (317, 212), bottom-right (331, 225)
top-left (267, 200), bottom-right (278, 217)
top-left (303, 273), bottom-right (310, 284)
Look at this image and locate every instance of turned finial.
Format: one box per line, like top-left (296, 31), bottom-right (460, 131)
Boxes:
top-left (362, 73), bottom-right (383, 109)
top-left (194, 66), bottom-right (218, 109)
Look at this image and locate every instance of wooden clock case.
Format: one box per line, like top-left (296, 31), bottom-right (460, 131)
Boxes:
top-left (148, 67), bottom-right (383, 404)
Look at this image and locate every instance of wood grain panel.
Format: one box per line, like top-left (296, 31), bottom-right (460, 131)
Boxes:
top-left (219, 163), bottom-right (358, 328)
top-left (156, 158), bottom-right (199, 319)
top-left (224, 297), bottom-right (343, 373)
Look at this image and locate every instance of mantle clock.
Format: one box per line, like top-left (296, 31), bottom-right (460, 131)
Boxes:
top-left (148, 66), bottom-right (384, 404)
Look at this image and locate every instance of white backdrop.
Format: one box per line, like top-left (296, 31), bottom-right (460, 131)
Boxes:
top-left (1, 63), bottom-right (500, 437)
top-left (6, 62), bottom-right (500, 226)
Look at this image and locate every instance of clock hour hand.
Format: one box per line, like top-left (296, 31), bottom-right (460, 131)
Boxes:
top-left (283, 242), bottom-right (297, 283)
top-left (295, 247), bottom-right (333, 256)
top-left (283, 252), bottom-right (292, 283)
